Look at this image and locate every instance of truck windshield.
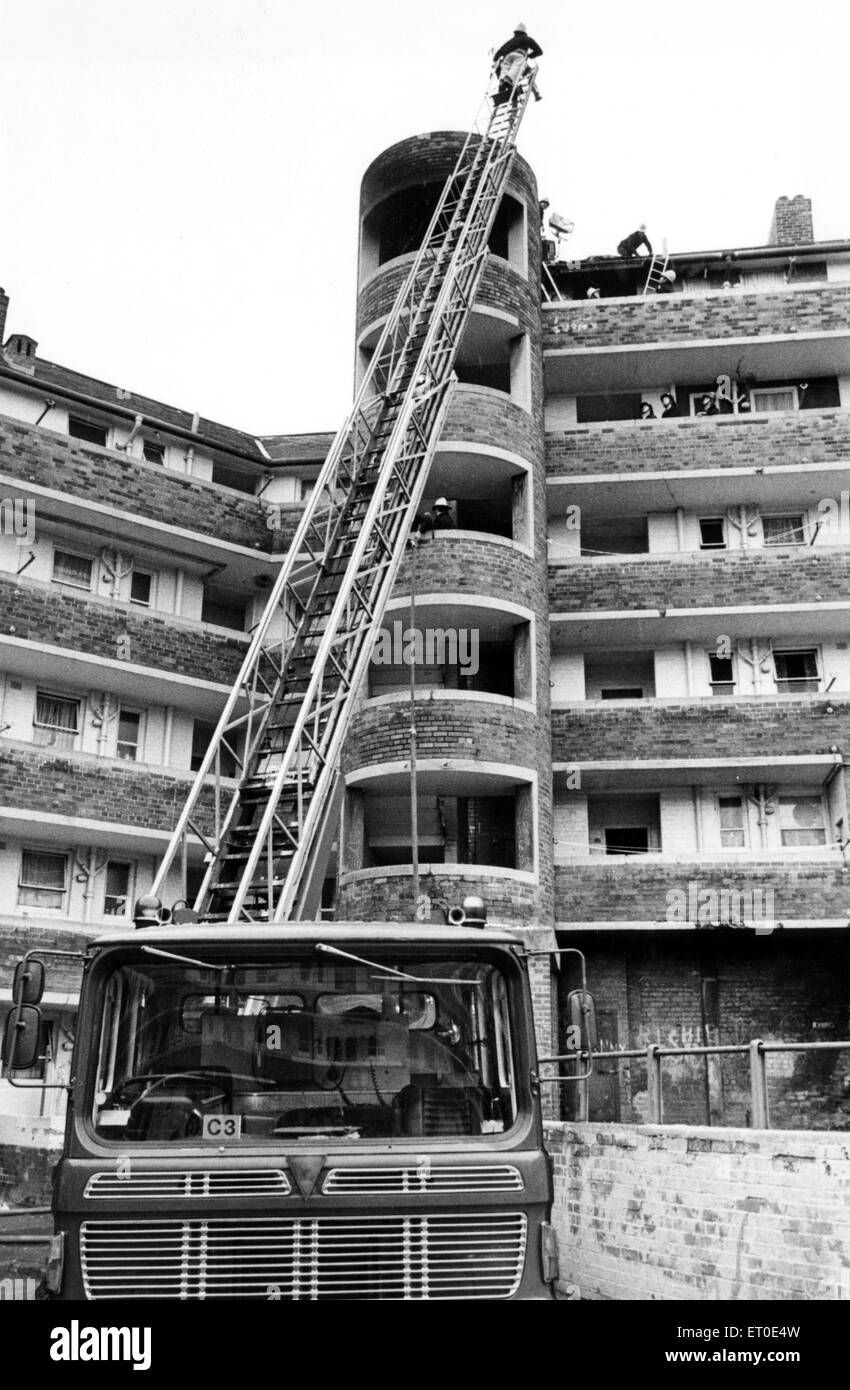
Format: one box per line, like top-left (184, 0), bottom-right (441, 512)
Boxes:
top-left (92, 951), bottom-right (519, 1143)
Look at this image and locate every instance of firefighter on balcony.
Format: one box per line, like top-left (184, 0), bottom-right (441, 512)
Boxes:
top-left (411, 498), bottom-right (455, 545)
top-left (492, 23), bottom-right (543, 102)
top-left (616, 224), bottom-right (652, 258)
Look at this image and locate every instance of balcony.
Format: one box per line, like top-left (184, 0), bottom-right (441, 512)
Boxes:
top-left (338, 864), bottom-right (539, 925)
top-left (0, 571), bottom-right (247, 689)
top-left (543, 283), bottom-right (850, 393)
top-left (346, 694), bottom-right (538, 777)
top-left (545, 407), bottom-right (850, 482)
top-left (548, 548), bottom-right (850, 642)
top-left (552, 695), bottom-right (850, 766)
top-left (0, 414), bottom-right (295, 555)
top-left (554, 858), bottom-right (850, 926)
top-left (395, 532), bottom-right (541, 611)
top-left (0, 740), bottom-right (220, 845)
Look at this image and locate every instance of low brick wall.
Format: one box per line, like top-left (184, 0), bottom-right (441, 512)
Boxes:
top-left (546, 408), bottom-right (850, 477)
top-left (338, 867), bottom-right (539, 925)
top-left (544, 1121), bottom-right (850, 1300)
top-left (345, 697), bottom-right (537, 773)
top-left (0, 414), bottom-right (294, 550)
top-left (0, 743), bottom-right (219, 837)
top-left (0, 572), bottom-right (247, 684)
top-left (442, 385), bottom-right (537, 458)
top-left (543, 281), bottom-right (850, 351)
top-left (549, 547), bottom-right (850, 612)
top-left (395, 533), bottom-right (539, 609)
top-left (358, 255), bottom-right (536, 338)
top-left (552, 696), bottom-right (849, 762)
top-left (554, 859), bottom-right (850, 923)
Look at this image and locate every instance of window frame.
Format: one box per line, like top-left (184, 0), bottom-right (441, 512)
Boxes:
top-left (18, 847), bottom-right (69, 910)
top-left (68, 416), bottom-right (109, 448)
top-left (718, 794), bottom-right (748, 850)
top-left (708, 653), bottom-right (736, 696)
top-left (142, 441), bottom-right (165, 466)
top-left (115, 707), bottom-right (143, 762)
top-left (751, 386), bottom-right (799, 414)
top-left (52, 547), bottom-right (94, 591)
top-left (103, 860), bottom-right (134, 918)
top-left (129, 568), bottom-right (154, 608)
top-left (32, 689), bottom-right (82, 749)
top-left (698, 516), bottom-right (727, 551)
top-left (778, 793), bottom-right (827, 848)
top-left (762, 513), bottom-right (807, 547)
top-left (772, 647), bottom-right (820, 694)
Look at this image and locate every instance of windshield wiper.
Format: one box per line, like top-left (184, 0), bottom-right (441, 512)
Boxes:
top-left (140, 946), bottom-right (227, 973)
top-left (315, 942), bottom-right (474, 986)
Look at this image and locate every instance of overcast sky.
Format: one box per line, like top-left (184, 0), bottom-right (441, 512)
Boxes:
top-left (1, 1), bottom-right (847, 436)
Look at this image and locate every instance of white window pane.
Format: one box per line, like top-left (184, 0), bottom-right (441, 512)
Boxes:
top-left (763, 515), bottom-right (805, 545)
top-left (53, 550), bottom-right (93, 588)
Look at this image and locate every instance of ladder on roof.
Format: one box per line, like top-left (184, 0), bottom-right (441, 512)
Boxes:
top-left (643, 249), bottom-right (670, 295)
top-left (150, 59), bottom-right (541, 924)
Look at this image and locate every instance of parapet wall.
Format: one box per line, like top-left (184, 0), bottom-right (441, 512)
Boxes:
top-left (545, 1121), bottom-right (850, 1300)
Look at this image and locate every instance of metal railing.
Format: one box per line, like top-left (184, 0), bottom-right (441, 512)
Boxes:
top-left (539, 1039), bottom-right (850, 1129)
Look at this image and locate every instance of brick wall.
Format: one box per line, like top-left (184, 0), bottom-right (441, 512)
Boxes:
top-left (338, 868), bottom-right (539, 925)
top-left (558, 933), bottom-right (850, 1128)
top-left (0, 742), bottom-right (218, 836)
top-left (359, 131), bottom-right (536, 219)
top-left (358, 255), bottom-right (537, 337)
top-left (0, 922), bottom-right (89, 988)
top-left (0, 571), bottom-right (247, 684)
top-left (0, 415), bottom-right (294, 550)
top-left (546, 408), bottom-right (850, 477)
top-left (549, 547), bottom-right (850, 612)
top-left (545, 1121), bottom-right (850, 1299)
top-left (554, 860), bottom-right (850, 923)
top-left (552, 696), bottom-right (850, 762)
top-left (395, 533), bottom-right (538, 607)
top-left (345, 698), bottom-right (537, 773)
top-left (443, 385), bottom-right (537, 459)
top-left (543, 282), bottom-right (850, 350)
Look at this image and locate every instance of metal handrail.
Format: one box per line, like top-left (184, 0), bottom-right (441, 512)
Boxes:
top-left (538, 1038), bottom-right (850, 1129)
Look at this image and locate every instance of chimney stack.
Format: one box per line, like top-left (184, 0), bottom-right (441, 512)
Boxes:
top-left (2, 333), bottom-right (38, 376)
top-left (769, 195), bottom-right (814, 246)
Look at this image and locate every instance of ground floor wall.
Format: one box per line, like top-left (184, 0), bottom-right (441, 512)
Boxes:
top-left (556, 931), bottom-right (850, 1129)
top-left (544, 1121), bottom-right (850, 1301)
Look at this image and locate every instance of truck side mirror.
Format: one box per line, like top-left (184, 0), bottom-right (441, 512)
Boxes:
top-left (13, 958), bottom-right (45, 1006)
top-left (566, 989), bottom-right (598, 1054)
top-left (2, 1005), bottom-right (42, 1071)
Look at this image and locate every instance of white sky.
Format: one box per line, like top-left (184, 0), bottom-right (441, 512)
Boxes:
top-left (1, 0), bottom-right (847, 436)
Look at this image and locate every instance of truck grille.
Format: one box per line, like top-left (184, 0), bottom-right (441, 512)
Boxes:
top-left (80, 1213), bottom-right (527, 1299)
top-left (84, 1170), bottom-right (291, 1199)
top-left (323, 1165), bottom-right (523, 1194)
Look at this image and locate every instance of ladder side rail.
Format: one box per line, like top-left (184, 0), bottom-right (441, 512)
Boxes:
top-left (149, 129), bottom-right (489, 902)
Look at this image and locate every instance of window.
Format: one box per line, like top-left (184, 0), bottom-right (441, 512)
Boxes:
top-left (129, 570), bottom-right (153, 606)
top-left (600, 688), bottom-right (644, 699)
top-left (33, 691), bottom-right (80, 749)
top-left (773, 648), bottom-right (819, 694)
top-left (298, 479), bottom-right (314, 502)
top-left (201, 587), bottom-right (246, 631)
top-left (699, 517), bottom-right (726, 550)
top-left (142, 441), bottom-right (165, 465)
top-left (709, 654), bottom-right (735, 696)
top-left (751, 387), bottom-right (798, 414)
top-left (762, 514), bottom-right (806, 546)
top-left (116, 709), bottom-right (141, 761)
top-left (779, 795), bottom-right (826, 847)
top-left (18, 849), bottom-right (68, 909)
top-left (191, 719), bottom-right (237, 777)
top-left (104, 861), bottom-right (132, 916)
top-left (604, 828), bottom-right (649, 856)
top-left (718, 796), bottom-right (747, 848)
top-left (52, 549), bottom-right (93, 590)
top-left (68, 417), bottom-right (108, 447)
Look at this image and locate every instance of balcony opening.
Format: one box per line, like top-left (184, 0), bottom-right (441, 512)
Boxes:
top-left (201, 584), bottom-right (246, 631)
top-left (588, 793), bottom-right (660, 856)
top-left (368, 624), bottom-right (527, 701)
top-left (361, 185), bottom-right (525, 277)
top-left (191, 718), bottom-right (237, 777)
top-left (585, 651), bottom-right (655, 700)
top-left (355, 788), bottom-right (528, 871)
top-left (682, 376), bottom-right (840, 417)
top-left (581, 515), bottom-right (648, 557)
top-left (211, 460), bottom-right (259, 494)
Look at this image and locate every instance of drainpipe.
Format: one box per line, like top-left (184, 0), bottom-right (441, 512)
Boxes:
top-left (162, 705), bottom-right (174, 767)
top-left (683, 641), bottom-right (695, 696)
top-left (675, 507), bottom-right (685, 551)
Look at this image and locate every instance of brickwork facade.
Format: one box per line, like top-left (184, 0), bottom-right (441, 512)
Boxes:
top-left (0, 571), bottom-right (247, 684)
top-left (345, 697), bottom-right (537, 773)
top-left (543, 281), bottom-right (850, 350)
top-left (545, 1121), bottom-right (850, 1299)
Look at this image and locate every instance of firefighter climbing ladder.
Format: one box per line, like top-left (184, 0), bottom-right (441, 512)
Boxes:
top-left (151, 60), bottom-right (540, 923)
